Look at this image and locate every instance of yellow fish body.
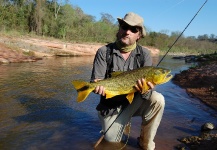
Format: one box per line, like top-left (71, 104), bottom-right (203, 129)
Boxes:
top-left (72, 66), bottom-right (173, 103)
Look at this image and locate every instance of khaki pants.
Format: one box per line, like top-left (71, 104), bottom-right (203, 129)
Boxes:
top-left (98, 91), bottom-right (165, 150)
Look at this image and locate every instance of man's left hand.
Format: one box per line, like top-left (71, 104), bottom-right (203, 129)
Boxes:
top-left (134, 78), bottom-right (154, 94)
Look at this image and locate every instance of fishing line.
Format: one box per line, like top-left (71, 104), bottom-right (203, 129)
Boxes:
top-left (156, 0), bottom-right (185, 18)
top-left (156, 0), bottom-right (208, 66)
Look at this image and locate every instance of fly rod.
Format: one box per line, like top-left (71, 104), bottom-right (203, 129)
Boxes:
top-left (156, 0), bottom-right (208, 67)
top-left (94, 0), bottom-right (208, 148)
top-left (93, 108), bottom-right (124, 148)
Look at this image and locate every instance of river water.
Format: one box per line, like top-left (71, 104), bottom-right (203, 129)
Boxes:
top-left (0, 56), bottom-right (216, 150)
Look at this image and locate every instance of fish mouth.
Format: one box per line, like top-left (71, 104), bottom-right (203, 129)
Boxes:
top-left (162, 71), bottom-right (173, 84)
top-left (165, 74), bottom-right (173, 81)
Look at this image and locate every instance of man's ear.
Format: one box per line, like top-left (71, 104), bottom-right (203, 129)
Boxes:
top-left (137, 36), bottom-right (141, 40)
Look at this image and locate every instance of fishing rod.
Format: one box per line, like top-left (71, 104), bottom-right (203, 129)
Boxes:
top-left (156, 0), bottom-right (208, 67)
top-left (94, 108), bottom-right (124, 148)
top-left (94, 0), bottom-right (208, 149)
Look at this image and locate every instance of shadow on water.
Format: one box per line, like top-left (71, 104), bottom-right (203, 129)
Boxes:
top-left (173, 126), bottom-right (198, 135)
top-left (1, 95), bottom-right (101, 150)
top-left (15, 95), bottom-right (85, 124)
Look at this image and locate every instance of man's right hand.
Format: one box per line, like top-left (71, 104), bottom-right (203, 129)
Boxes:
top-left (93, 79), bottom-right (106, 96)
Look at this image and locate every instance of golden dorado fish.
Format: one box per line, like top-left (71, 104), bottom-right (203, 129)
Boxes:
top-left (72, 66), bottom-right (173, 104)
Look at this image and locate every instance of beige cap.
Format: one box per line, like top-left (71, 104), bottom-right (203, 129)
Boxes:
top-left (117, 12), bottom-right (146, 37)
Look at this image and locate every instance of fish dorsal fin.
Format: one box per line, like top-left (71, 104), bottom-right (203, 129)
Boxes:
top-left (126, 93), bottom-right (134, 104)
top-left (111, 71), bottom-right (123, 77)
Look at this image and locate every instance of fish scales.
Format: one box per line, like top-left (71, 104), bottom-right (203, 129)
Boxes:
top-left (91, 67), bottom-right (151, 94)
top-left (72, 66), bottom-right (172, 103)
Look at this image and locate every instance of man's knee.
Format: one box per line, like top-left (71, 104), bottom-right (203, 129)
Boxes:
top-left (150, 91), bottom-right (165, 108)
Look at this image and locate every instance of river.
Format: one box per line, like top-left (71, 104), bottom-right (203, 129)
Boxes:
top-left (0, 56), bottom-right (216, 150)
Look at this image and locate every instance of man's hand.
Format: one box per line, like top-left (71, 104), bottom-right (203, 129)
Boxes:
top-left (93, 79), bottom-right (106, 96)
top-left (134, 78), bottom-right (154, 94)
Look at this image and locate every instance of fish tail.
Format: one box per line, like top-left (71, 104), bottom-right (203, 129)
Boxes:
top-left (72, 80), bottom-right (94, 102)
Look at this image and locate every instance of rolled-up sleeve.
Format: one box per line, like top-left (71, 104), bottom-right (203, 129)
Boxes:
top-left (90, 46), bottom-right (107, 81)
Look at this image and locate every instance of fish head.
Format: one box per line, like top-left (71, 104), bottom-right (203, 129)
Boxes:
top-left (148, 67), bottom-right (173, 85)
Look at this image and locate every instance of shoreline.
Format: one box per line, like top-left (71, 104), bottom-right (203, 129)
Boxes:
top-left (0, 35), bottom-right (161, 64)
top-left (173, 61), bottom-right (217, 111)
top-left (172, 60), bottom-right (217, 150)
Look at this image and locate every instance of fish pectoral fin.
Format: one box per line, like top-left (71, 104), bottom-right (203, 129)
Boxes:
top-left (126, 93), bottom-right (134, 104)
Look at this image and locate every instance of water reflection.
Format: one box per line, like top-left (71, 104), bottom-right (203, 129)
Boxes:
top-left (0, 56), bottom-right (216, 150)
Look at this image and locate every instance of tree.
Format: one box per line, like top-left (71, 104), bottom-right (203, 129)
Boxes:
top-left (100, 13), bottom-right (115, 25)
top-left (34, 0), bottom-right (46, 35)
top-left (198, 34), bottom-right (209, 41)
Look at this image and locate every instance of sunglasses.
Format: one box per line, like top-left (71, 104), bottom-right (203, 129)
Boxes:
top-left (120, 24), bottom-right (140, 33)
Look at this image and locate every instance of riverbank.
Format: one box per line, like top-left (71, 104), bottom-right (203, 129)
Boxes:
top-left (0, 35), bottom-right (101, 63)
top-left (173, 61), bottom-right (217, 110)
top-left (173, 59), bottom-right (217, 150)
top-left (0, 34), bottom-right (160, 64)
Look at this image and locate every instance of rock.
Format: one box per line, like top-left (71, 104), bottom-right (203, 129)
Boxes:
top-left (172, 56), bottom-right (185, 59)
top-left (201, 122), bottom-right (215, 131)
top-left (0, 58), bottom-right (10, 63)
top-left (185, 55), bottom-right (197, 63)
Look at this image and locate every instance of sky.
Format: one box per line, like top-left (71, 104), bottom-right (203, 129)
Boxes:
top-left (69, 0), bottom-right (216, 37)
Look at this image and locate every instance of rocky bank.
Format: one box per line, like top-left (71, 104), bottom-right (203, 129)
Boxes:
top-left (173, 59), bottom-right (217, 150)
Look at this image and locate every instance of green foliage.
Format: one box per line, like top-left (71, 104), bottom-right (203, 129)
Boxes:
top-left (0, 0), bottom-right (217, 55)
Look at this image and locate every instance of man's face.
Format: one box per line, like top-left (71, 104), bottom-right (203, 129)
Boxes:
top-left (117, 23), bottom-right (141, 46)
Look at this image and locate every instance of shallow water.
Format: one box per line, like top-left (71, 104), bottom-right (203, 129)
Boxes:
top-left (0, 56), bottom-right (216, 150)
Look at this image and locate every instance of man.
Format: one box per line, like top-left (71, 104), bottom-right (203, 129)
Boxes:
top-left (91, 12), bottom-right (165, 150)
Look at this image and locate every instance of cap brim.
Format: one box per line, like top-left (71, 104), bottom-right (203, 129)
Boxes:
top-left (117, 18), bottom-right (137, 26)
